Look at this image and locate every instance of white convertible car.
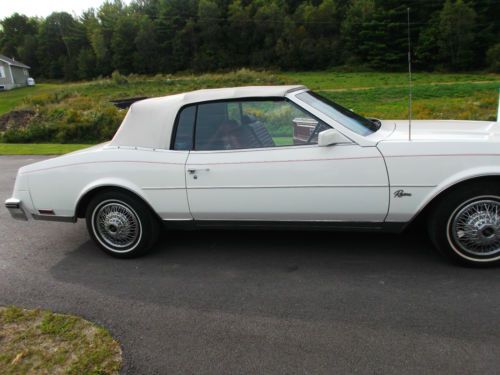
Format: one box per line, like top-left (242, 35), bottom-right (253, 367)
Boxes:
top-left (5, 86), bottom-right (500, 266)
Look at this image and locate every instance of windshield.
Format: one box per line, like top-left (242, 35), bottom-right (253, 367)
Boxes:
top-left (296, 91), bottom-right (380, 136)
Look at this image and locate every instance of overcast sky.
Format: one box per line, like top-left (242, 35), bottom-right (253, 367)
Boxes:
top-left (1, 0), bottom-right (131, 19)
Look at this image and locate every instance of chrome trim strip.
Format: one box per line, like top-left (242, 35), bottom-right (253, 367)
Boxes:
top-left (142, 186), bottom-right (185, 190)
top-left (188, 185), bottom-right (388, 190)
top-left (32, 214), bottom-right (77, 223)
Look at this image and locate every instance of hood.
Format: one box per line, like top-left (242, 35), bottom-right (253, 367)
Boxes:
top-left (380, 120), bottom-right (500, 142)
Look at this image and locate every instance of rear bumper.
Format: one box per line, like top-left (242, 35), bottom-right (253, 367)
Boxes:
top-left (5, 197), bottom-right (76, 222)
top-left (5, 198), bottom-right (29, 221)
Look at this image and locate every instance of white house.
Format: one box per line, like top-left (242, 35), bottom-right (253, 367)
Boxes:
top-left (0, 54), bottom-right (31, 90)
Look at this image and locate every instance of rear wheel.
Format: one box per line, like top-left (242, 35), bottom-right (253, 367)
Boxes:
top-left (85, 190), bottom-right (160, 258)
top-left (428, 184), bottom-right (500, 266)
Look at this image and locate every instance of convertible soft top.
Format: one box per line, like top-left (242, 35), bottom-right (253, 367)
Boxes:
top-left (110, 85), bottom-right (306, 150)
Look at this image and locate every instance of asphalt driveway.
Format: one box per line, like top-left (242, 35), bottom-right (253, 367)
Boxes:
top-left (1, 155), bottom-right (499, 374)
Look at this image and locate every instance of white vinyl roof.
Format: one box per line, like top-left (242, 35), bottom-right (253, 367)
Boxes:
top-left (110, 85), bottom-right (307, 150)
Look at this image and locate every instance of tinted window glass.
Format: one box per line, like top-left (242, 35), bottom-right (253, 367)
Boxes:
top-left (173, 105), bottom-right (196, 150)
top-left (194, 99), bottom-right (329, 151)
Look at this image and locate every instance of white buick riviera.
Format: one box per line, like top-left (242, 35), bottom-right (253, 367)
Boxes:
top-left (5, 86), bottom-right (500, 266)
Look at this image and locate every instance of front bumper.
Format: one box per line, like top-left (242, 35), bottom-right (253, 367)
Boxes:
top-left (5, 198), bottom-right (28, 221)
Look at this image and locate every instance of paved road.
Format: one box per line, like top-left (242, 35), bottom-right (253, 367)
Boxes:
top-left (1, 156), bottom-right (499, 374)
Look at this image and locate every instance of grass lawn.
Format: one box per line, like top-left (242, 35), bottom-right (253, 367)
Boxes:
top-left (0, 306), bottom-right (121, 375)
top-left (0, 84), bottom-right (65, 115)
top-left (0, 71), bottom-right (498, 154)
top-left (0, 144), bottom-right (91, 155)
top-left (283, 71), bottom-right (500, 90)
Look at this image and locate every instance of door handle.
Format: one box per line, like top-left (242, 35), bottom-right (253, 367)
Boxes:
top-left (187, 168), bottom-right (210, 174)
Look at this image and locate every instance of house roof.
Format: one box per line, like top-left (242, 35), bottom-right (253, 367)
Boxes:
top-left (110, 85), bottom-right (307, 149)
top-left (0, 54), bottom-right (30, 69)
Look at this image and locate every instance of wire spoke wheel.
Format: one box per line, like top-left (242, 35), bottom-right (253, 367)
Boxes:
top-left (92, 200), bottom-right (142, 252)
top-left (449, 197), bottom-right (500, 258)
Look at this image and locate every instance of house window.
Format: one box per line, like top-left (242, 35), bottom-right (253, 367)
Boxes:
top-left (24, 69), bottom-right (28, 76)
top-left (0, 66), bottom-right (5, 78)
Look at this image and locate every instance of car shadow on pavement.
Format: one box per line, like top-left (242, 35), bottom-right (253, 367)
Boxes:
top-left (50, 229), bottom-right (453, 311)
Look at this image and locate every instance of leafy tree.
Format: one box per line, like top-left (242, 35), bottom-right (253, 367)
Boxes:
top-left (227, 0), bottom-right (254, 67)
top-left (134, 16), bottom-right (161, 73)
top-left (340, 0), bottom-right (376, 65)
top-left (78, 48), bottom-right (97, 79)
top-left (415, 13), bottom-right (441, 70)
top-left (486, 43), bottom-right (500, 72)
top-left (17, 35), bottom-right (39, 76)
top-left (36, 12), bottom-right (78, 78)
top-left (1, 0), bottom-right (498, 79)
top-left (193, 0), bottom-right (226, 70)
top-left (438, 0), bottom-right (476, 70)
top-left (0, 13), bottom-right (37, 58)
top-left (111, 15), bottom-right (139, 74)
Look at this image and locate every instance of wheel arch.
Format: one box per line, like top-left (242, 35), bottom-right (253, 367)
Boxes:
top-left (75, 182), bottom-right (160, 220)
top-left (410, 174), bottom-right (500, 226)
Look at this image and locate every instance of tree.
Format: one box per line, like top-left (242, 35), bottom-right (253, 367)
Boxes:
top-left (340, 0), bottom-right (376, 65)
top-left (111, 15), bottom-right (139, 74)
top-left (193, 0), bottom-right (226, 70)
top-left (415, 13), bottom-right (441, 70)
top-left (227, 0), bottom-right (254, 68)
top-left (78, 48), bottom-right (97, 79)
top-left (36, 12), bottom-right (80, 79)
top-left (0, 0), bottom-right (497, 79)
top-left (438, 0), bottom-right (476, 70)
top-left (250, 0), bottom-right (286, 68)
top-left (486, 43), bottom-right (500, 72)
top-left (0, 13), bottom-right (37, 58)
top-left (134, 16), bottom-right (160, 73)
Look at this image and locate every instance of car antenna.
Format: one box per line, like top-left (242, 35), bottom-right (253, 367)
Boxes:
top-left (407, 7), bottom-right (413, 141)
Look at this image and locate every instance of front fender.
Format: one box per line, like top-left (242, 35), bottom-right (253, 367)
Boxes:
top-left (410, 166), bottom-right (500, 222)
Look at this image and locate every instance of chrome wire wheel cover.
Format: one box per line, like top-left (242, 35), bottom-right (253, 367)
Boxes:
top-left (449, 197), bottom-right (500, 258)
top-left (92, 200), bottom-right (141, 252)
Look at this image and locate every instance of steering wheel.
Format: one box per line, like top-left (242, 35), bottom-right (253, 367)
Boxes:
top-left (306, 121), bottom-right (324, 144)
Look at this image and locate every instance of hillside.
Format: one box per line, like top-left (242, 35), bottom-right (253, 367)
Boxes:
top-left (0, 70), bottom-right (499, 146)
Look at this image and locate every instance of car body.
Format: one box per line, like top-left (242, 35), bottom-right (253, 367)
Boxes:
top-left (5, 85), bottom-right (500, 265)
top-left (26, 77), bottom-right (35, 86)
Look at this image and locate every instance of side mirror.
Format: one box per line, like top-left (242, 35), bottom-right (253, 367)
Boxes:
top-left (318, 129), bottom-right (351, 147)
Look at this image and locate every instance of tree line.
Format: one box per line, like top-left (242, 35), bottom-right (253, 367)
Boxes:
top-left (1, 0), bottom-right (499, 81)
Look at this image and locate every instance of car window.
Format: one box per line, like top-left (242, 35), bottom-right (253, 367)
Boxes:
top-left (193, 99), bottom-right (330, 151)
top-left (296, 91), bottom-right (379, 136)
top-left (173, 105), bottom-right (196, 150)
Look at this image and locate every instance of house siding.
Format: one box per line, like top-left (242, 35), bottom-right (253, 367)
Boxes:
top-left (0, 61), bottom-right (13, 89)
top-left (11, 66), bottom-right (27, 86)
top-left (0, 62), bottom-right (30, 90)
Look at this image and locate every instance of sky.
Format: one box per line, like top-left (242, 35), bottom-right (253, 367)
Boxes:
top-left (0, 0), bottom-right (131, 19)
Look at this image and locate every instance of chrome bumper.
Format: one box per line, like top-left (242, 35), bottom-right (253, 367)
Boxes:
top-left (5, 198), bottom-right (28, 221)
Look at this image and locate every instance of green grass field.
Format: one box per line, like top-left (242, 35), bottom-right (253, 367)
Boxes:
top-left (0, 70), bottom-right (498, 154)
top-left (0, 143), bottom-right (90, 155)
top-left (0, 84), bottom-right (65, 115)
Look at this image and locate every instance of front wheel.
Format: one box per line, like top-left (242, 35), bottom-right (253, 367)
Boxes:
top-left (86, 191), bottom-right (160, 258)
top-left (428, 184), bottom-right (500, 266)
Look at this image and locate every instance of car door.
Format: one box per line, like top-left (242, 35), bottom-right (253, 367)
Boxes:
top-left (177, 98), bottom-right (389, 222)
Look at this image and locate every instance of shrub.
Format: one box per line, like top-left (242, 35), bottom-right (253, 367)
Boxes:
top-left (486, 44), bottom-right (500, 73)
top-left (111, 70), bottom-right (128, 85)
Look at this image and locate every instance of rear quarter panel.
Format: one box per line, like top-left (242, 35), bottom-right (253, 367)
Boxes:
top-left (23, 147), bottom-right (190, 220)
